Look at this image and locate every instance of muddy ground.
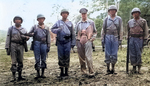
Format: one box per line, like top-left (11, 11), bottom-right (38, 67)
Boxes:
top-left (0, 44), bottom-right (150, 86)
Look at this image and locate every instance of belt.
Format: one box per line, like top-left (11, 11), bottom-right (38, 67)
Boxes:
top-left (130, 34), bottom-right (143, 37)
top-left (11, 40), bottom-right (24, 45)
top-left (106, 30), bottom-right (118, 36)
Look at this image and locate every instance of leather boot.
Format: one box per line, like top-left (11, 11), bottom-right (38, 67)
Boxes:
top-left (65, 67), bottom-right (69, 76)
top-left (111, 63), bottom-right (115, 74)
top-left (60, 67), bottom-right (64, 77)
top-left (138, 65), bottom-right (142, 74)
top-left (106, 63), bottom-right (111, 74)
top-left (41, 68), bottom-right (46, 78)
top-left (18, 71), bottom-right (26, 81)
top-left (10, 72), bottom-right (16, 82)
top-left (133, 66), bottom-right (137, 73)
top-left (34, 70), bottom-right (40, 79)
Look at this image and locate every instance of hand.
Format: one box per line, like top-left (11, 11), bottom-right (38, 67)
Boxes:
top-left (31, 33), bottom-right (34, 35)
top-left (119, 40), bottom-right (122, 45)
top-left (47, 47), bottom-right (50, 52)
top-left (27, 33), bottom-right (34, 37)
top-left (6, 48), bottom-right (8, 53)
top-left (59, 25), bottom-right (64, 30)
top-left (88, 38), bottom-right (93, 42)
top-left (143, 39), bottom-right (147, 46)
top-left (26, 36), bottom-right (30, 41)
top-left (71, 45), bottom-right (75, 48)
top-left (6, 48), bottom-right (10, 55)
top-left (76, 39), bottom-right (80, 41)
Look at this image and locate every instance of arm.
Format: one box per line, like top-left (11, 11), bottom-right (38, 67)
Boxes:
top-left (119, 18), bottom-right (123, 41)
top-left (51, 21), bottom-right (61, 34)
top-left (144, 20), bottom-right (149, 39)
top-left (47, 27), bottom-right (51, 48)
top-left (5, 27), bottom-right (11, 49)
top-left (90, 21), bottom-right (97, 41)
top-left (101, 18), bottom-right (107, 41)
top-left (127, 23), bottom-right (130, 39)
top-left (75, 22), bottom-right (80, 40)
top-left (26, 25), bottom-right (36, 37)
top-left (20, 28), bottom-right (29, 40)
top-left (101, 28), bottom-right (105, 41)
top-left (71, 24), bottom-right (76, 46)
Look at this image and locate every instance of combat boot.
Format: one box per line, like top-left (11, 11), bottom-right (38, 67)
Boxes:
top-left (64, 67), bottom-right (69, 76)
top-left (138, 65), bottom-right (142, 74)
top-left (10, 72), bottom-right (16, 82)
top-left (41, 68), bottom-right (46, 78)
top-left (60, 67), bottom-right (65, 77)
top-left (34, 70), bottom-right (40, 79)
top-left (132, 66), bottom-right (137, 74)
top-left (106, 63), bottom-right (111, 75)
top-left (18, 71), bottom-right (26, 81)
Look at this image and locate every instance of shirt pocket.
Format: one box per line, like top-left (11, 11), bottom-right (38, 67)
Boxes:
top-left (114, 20), bottom-right (119, 27)
top-left (129, 22), bottom-right (135, 28)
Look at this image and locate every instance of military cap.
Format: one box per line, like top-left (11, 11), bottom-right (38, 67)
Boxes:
top-left (60, 9), bottom-right (69, 15)
top-left (108, 5), bottom-right (117, 12)
top-left (79, 8), bottom-right (88, 13)
top-left (131, 8), bottom-right (141, 15)
top-left (13, 16), bottom-right (23, 23)
top-left (37, 14), bottom-right (45, 19)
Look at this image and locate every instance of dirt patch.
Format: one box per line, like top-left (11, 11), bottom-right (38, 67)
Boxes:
top-left (0, 47), bottom-right (150, 86)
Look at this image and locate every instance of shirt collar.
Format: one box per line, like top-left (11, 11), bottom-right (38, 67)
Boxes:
top-left (108, 15), bottom-right (117, 21)
top-left (14, 25), bottom-right (22, 30)
top-left (133, 17), bottom-right (141, 21)
top-left (38, 24), bottom-right (45, 29)
top-left (81, 18), bottom-right (89, 23)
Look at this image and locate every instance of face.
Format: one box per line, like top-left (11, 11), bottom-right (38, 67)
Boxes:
top-left (14, 19), bottom-right (22, 27)
top-left (132, 12), bottom-right (140, 18)
top-left (109, 9), bottom-right (117, 16)
top-left (37, 18), bottom-right (45, 24)
top-left (61, 12), bottom-right (68, 19)
top-left (81, 13), bottom-right (87, 20)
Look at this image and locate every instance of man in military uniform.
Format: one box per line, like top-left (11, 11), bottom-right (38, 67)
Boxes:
top-left (51, 9), bottom-right (76, 77)
top-left (5, 16), bottom-right (29, 82)
top-left (101, 5), bottom-right (123, 74)
top-left (28, 14), bottom-right (51, 79)
top-left (127, 8), bottom-right (149, 74)
top-left (75, 8), bottom-right (97, 77)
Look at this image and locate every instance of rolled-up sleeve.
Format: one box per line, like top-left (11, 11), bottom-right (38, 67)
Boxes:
top-left (144, 20), bottom-right (149, 39)
top-left (71, 25), bottom-right (76, 46)
top-left (101, 18), bottom-right (107, 40)
top-left (47, 27), bottom-right (51, 47)
top-left (119, 18), bottom-right (123, 40)
top-left (27, 26), bottom-right (35, 37)
top-left (91, 21), bottom-right (97, 39)
top-left (5, 27), bottom-right (11, 49)
top-left (51, 21), bottom-right (61, 34)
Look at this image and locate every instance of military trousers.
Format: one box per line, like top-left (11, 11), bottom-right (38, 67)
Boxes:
top-left (57, 41), bottom-right (71, 68)
top-left (129, 37), bottom-right (143, 66)
top-left (10, 42), bottom-right (24, 72)
top-left (33, 41), bottom-right (47, 70)
top-left (104, 35), bottom-right (119, 64)
top-left (77, 40), bottom-right (94, 75)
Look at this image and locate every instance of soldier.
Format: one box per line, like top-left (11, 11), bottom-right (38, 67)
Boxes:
top-left (101, 5), bottom-right (123, 74)
top-left (75, 8), bottom-right (97, 77)
top-left (127, 8), bottom-right (148, 74)
top-left (51, 9), bottom-right (76, 77)
top-left (28, 14), bottom-right (51, 79)
top-left (5, 16), bottom-right (29, 82)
